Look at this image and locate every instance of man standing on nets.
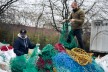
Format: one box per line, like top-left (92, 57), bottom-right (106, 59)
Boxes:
top-left (68, 2), bottom-right (85, 50)
top-left (13, 29), bottom-right (36, 56)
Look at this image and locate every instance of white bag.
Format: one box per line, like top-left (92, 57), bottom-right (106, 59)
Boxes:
top-left (0, 56), bottom-right (10, 72)
top-left (95, 55), bottom-right (108, 72)
top-left (0, 42), bottom-right (9, 48)
top-left (0, 69), bottom-right (7, 72)
top-left (0, 46), bottom-right (16, 63)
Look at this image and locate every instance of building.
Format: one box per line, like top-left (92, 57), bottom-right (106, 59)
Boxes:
top-left (90, 19), bottom-right (108, 53)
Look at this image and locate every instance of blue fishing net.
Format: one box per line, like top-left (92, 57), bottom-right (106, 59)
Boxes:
top-left (52, 52), bottom-right (104, 72)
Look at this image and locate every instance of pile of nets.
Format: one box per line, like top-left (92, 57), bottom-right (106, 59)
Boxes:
top-left (9, 21), bottom-right (105, 72)
top-left (66, 48), bottom-right (92, 65)
top-left (10, 43), bottom-right (104, 72)
top-left (53, 21), bottom-right (104, 72)
top-left (10, 46), bottom-right (39, 72)
top-left (52, 52), bottom-right (104, 72)
top-left (52, 42), bottom-right (104, 72)
top-left (23, 46), bottom-right (39, 72)
top-left (59, 22), bottom-right (78, 49)
top-left (10, 44), bottom-right (59, 72)
top-left (36, 44), bottom-right (58, 72)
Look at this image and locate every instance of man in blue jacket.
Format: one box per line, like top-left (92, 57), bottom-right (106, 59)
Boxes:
top-left (13, 29), bottom-right (36, 56)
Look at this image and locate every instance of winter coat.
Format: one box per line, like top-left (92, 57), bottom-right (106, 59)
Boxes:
top-left (13, 33), bottom-right (36, 56)
top-left (69, 8), bottom-right (85, 30)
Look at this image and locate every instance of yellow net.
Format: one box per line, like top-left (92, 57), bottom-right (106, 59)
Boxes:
top-left (66, 48), bottom-right (93, 65)
top-left (53, 67), bottom-right (57, 72)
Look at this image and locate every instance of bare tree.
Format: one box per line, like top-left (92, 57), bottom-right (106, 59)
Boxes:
top-left (0, 0), bottom-right (19, 15)
top-left (49, 0), bottom-right (60, 32)
top-left (1, 0), bottom-right (107, 32)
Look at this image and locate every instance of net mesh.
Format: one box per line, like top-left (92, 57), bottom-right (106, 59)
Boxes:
top-left (9, 22), bottom-right (104, 72)
top-left (52, 52), bottom-right (104, 72)
top-left (10, 46), bottom-right (38, 72)
top-left (66, 48), bottom-right (92, 65)
top-left (36, 44), bottom-right (58, 72)
top-left (59, 22), bottom-right (78, 49)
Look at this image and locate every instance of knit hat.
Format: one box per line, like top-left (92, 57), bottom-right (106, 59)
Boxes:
top-left (20, 29), bottom-right (27, 35)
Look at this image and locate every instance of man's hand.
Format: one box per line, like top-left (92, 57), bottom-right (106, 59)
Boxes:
top-left (70, 19), bottom-right (75, 22)
top-left (62, 19), bottom-right (67, 23)
top-left (62, 19), bottom-right (69, 23)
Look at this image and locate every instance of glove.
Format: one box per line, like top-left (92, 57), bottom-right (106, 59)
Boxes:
top-left (36, 43), bottom-right (40, 47)
top-left (36, 43), bottom-right (41, 54)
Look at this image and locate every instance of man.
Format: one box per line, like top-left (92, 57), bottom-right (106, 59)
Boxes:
top-left (13, 29), bottom-right (36, 56)
top-left (68, 2), bottom-right (85, 49)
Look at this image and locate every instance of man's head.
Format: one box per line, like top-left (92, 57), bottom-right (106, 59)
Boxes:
top-left (71, 2), bottom-right (78, 9)
top-left (20, 29), bottom-right (27, 38)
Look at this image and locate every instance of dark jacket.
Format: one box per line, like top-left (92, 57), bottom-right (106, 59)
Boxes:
top-left (13, 34), bottom-right (36, 56)
top-left (69, 8), bottom-right (85, 30)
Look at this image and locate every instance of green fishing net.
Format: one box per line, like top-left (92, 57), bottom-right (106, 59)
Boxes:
top-left (10, 55), bottom-right (26, 72)
top-left (10, 46), bottom-right (39, 72)
top-left (36, 44), bottom-right (58, 72)
top-left (59, 22), bottom-right (78, 49)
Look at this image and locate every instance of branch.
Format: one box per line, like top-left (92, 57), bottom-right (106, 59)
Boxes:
top-left (79, 0), bottom-right (85, 7)
top-left (36, 3), bottom-right (45, 28)
top-left (0, 0), bottom-right (18, 15)
top-left (61, 0), bottom-right (69, 19)
top-left (49, 0), bottom-right (60, 32)
top-left (62, 1), bottom-right (65, 19)
top-left (85, 2), bottom-right (96, 14)
top-left (83, 7), bottom-right (101, 27)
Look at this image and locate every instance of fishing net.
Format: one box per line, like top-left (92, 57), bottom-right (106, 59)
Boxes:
top-left (24, 46), bottom-right (39, 72)
top-left (52, 52), bottom-right (104, 72)
top-left (36, 44), bottom-right (58, 72)
top-left (10, 46), bottom-right (38, 72)
top-left (66, 48), bottom-right (92, 65)
top-left (59, 22), bottom-right (78, 49)
top-left (10, 55), bottom-right (26, 72)
top-left (54, 43), bottom-right (66, 52)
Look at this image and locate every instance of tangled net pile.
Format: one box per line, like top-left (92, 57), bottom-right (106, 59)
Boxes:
top-left (10, 22), bottom-right (104, 72)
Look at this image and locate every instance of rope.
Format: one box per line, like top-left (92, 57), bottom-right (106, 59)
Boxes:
top-left (66, 48), bottom-right (93, 65)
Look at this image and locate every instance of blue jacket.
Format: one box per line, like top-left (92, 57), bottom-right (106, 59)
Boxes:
top-left (13, 34), bottom-right (35, 56)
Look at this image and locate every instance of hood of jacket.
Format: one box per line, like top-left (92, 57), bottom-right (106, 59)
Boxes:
top-left (18, 33), bottom-right (27, 39)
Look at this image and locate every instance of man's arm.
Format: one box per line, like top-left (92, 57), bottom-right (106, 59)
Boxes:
top-left (28, 38), bottom-right (36, 49)
top-left (62, 13), bottom-right (72, 23)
